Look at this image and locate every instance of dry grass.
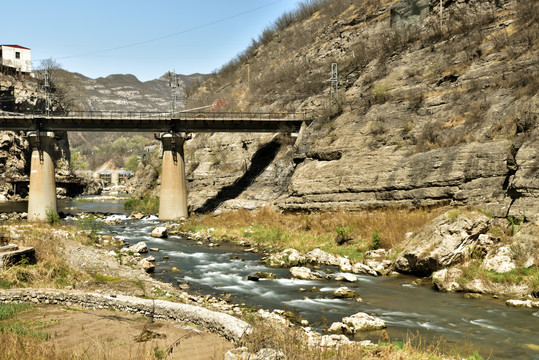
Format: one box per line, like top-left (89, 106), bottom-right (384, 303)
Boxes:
top-left (182, 207), bottom-right (444, 259)
top-left (239, 319), bottom-right (479, 360)
top-left (0, 223), bottom-right (90, 289)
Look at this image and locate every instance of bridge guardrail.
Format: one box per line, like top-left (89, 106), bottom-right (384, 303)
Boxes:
top-left (0, 110), bottom-right (312, 122)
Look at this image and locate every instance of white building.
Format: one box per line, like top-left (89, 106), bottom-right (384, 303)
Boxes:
top-left (0, 45), bottom-right (31, 73)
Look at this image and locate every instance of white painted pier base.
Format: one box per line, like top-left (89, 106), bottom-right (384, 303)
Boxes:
top-left (158, 133), bottom-right (188, 220)
top-left (27, 131), bottom-right (57, 222)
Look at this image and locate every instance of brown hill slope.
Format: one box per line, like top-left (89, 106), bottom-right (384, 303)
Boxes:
top-left (180, 0), bottom-right (537, 222)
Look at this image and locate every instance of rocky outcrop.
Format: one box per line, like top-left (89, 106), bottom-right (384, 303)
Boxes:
top-left (390, 0), bottom-right (430, 30)
top-left (507, 132), bottom-right (539, 223)
top-left (0, 131), bottom-right (28, 200)
top-left (395, 211), bottom-right (491, 276)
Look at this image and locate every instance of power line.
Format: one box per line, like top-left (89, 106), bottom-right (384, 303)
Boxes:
top-left (33, 0), bottom-right (286, 64)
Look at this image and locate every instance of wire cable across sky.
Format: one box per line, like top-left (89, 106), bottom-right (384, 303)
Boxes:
top-left (27, 0), bottom-right (299, 81)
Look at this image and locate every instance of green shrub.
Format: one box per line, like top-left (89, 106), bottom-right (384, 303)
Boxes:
top-left (45, 206), bottom-right (60, 225)
top-left (371, 228), bottom-right (381, 249)
top-left (334, 225), bottom-right (354, 245)
top-left (507, 215), bottom-right (523, 236)
top-left (124, 196), bottom-right (159, 214)
top-left (125, 155), bottom-right (140, 172)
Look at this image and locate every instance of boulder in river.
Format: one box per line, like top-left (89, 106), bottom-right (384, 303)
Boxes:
top-left (329, 312), bottom-right (386, 334)
top-left (140, 258), bottom-right (155, 273)
top-left (304, 248), bottom-right (340, 266)
top-left (129, 241), bottom-right (148, 253)
top-left (335, 273), bottom-right (358, 282)
top-left (338, 257), bottom-right (352, 272)
top-left (151, 226), bottom-right (168, 238)
top-left (267, 248), bottom-right (305, 267)
top-left (131, 211), bottom-right (145, 220)
top-left (395, 211), bottom-right (491, 276)
top-left (290, 266), bottom-right (322, 280)
top-left (432, 268), bottom-right (463, 292)
top-left (351, 262), bottom-right (378, 276)
top-left (248, 272), bottom-right (277, 281)
top-left (333, 286), bottom-right (358, 298)
top-left (344, 312), bottom-right (386, 332)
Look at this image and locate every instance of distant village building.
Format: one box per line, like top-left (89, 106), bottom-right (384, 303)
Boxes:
top-left (98, 170), bottom-right (132, 186)
top-left (0, 45), bottom-right (31, 74)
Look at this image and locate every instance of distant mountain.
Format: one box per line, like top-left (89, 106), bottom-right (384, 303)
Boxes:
top-left (70, 72), bottom-right (206, 112)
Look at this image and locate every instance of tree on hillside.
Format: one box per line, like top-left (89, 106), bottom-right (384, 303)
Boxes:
top-left (36, 58), bottom-right (87, 112)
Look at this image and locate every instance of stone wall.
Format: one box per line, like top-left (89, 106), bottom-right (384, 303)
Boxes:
top-left (0, 289), bottom-right (250, 343)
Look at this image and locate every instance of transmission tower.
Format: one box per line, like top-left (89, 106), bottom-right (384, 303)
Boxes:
top-left (328, 63), bottom-right (338, 111)
top-left (44, 69), bottom-right (50, 116)
top-left (168, 70), bottom-right (180, 115)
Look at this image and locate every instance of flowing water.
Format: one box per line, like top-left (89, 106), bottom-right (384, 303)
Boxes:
top-left (2, 198), bottom-right (538, 359)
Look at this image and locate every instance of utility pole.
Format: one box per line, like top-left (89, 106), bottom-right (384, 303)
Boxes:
top-left (328, 63), bottom-right (338, 111)
top-left (168, 70), bottom-right (179, 115)
top-left (247, 61), bottom-right (251, 90)
top-left (44, 69), bottom-right (50, 116)
top-left (440, 0), bottom-right (443, 29)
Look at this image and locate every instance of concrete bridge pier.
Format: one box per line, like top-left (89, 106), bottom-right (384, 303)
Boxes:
top-left (158, 133), bottom-right (188, 220)
top-left (27, 131), bottom-right (57, 222)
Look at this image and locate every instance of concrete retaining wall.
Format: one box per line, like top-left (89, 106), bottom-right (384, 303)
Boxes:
top-left (0, 289), bottom-right (250, 343)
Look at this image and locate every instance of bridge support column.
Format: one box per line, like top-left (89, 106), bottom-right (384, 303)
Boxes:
top-left (27, 131), bottom-right (57, 222)
top-left (158, 133), bottom-right (188, 220)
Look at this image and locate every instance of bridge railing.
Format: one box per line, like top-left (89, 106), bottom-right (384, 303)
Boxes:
top-left (1, 110), bottom-right (311, 122)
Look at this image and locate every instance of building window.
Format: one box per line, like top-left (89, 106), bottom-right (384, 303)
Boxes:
top-left (0, 50), bottom-right (2, 58)
top-left (15, 52), bottom-right (20, 59)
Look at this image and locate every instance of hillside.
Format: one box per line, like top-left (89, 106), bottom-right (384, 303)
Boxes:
top-left (169, 0), bottom-right (538, 222)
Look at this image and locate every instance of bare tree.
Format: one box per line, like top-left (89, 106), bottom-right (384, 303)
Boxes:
top-left (36, 58), bottom-right (87, 112)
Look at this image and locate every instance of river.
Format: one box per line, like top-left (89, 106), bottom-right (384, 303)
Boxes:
top-left (1, 197), bottom-right (538, 359)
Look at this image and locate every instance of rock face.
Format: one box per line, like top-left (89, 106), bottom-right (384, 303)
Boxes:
top-left (482, 246), bottom-right (516, 273)
top-left (167, 0), bottom-right (538, 223)
top-left (395, 211), bottom-right (491, 276)
top-left (390, 0), bottom-right (430, 30)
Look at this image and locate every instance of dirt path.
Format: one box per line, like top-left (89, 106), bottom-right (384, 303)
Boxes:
top-left (3, 304), bottom-right (233, 359)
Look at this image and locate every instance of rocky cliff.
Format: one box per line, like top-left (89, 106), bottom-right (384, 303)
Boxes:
top-left (180, 0), bottom-right (538, 222)
top-left (0, 73), bottom-right (72, 200)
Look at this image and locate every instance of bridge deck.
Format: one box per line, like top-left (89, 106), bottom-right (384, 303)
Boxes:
top-left (0, 111), bottom-right (309, 133)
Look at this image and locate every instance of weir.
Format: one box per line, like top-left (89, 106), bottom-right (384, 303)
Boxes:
top-left (0, 111), bottom-right (309, 221)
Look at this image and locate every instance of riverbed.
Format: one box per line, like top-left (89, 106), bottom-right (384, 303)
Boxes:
top-left (2, 198), bottom-right (538, 359)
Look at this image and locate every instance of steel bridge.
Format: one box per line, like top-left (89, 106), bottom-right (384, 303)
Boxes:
top-left (0, 111), bottom-right (309, 133)
top-left (0, 110), bottom-right (311, 222)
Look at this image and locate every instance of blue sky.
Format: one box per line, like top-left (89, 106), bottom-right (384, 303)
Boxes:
top-left (2, 0), bottom-right (304, 81)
